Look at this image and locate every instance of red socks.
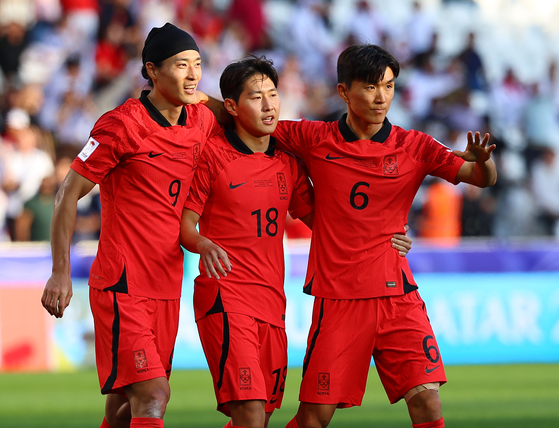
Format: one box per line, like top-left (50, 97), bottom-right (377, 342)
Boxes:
top-left (130, 417), bottom-right (164, 428)
top-left (100, 418), bottom-right (114, 428)
top-left (285, 417), bottom-right (299, 428)
top-left (412, 417), bottom-right (445, 428)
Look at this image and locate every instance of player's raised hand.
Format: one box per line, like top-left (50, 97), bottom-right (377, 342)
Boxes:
top-left (197, 238), bottom-right (232, 280)
top-left (452, 131), bottom-right (496, 163)
top-left (392, 224), bottom-right (412, 257)
top-left (41, 272), bottom-right (73, 318)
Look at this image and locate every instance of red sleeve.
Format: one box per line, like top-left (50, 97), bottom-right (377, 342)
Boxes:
top-left (411, 132), bottom-right (465, 185)
top-left (200, 104), bottom-right (223, 140)
top-left (273, 119), bottom-right (323, 158)
top-left (184, 145), bottom-right (213, 216)
top-left (287, 155), bottom-right (314, 219)
top-left (70, 111), bottom-right (134, 183)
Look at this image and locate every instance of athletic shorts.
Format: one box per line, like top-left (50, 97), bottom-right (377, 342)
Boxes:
top-left (89, 287), bottom-right (180, 395)
top-left (197, 312), bottom-right (288, 416)
top-left (299, 290), bottom-right (446, 406)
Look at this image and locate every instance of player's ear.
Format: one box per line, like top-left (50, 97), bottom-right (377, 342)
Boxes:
top-left (145, 62), bottom-right (157, 80)
top-left (224, 98), bottom-right (238, 117)
top-left (337, 83), bottom-right (349, 104)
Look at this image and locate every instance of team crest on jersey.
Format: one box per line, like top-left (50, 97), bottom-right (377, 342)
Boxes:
top-left (276, 172), bottom-right (288, 195)
top-left (192, 143), bottom-right (201, 170)
top-left (134, 349), bottom-right (148, 369)
top-left (318, 372), bottom-right (330, 392)
top-left (239, 368), bottom-right (251, 388)
top-left (78, 137), bottom-right (100, 162)
top-left (383, 155), bottom-right (398, 176)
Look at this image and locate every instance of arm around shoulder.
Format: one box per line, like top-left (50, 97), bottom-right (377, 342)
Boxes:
top-left (196, 91), bottom-right (233, 127)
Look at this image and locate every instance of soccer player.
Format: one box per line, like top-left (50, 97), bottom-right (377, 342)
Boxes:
top-left (180, 56), bottom-right (314, 428)
top-left (272, 45), bottom-right (497, 428)
top-left (182, 56), bottom-right (413, 428)
top-left (41, 23), bottom-right (221, 428)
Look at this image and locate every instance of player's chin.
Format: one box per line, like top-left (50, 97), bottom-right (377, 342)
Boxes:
top-left (182, 93), bottom-right (198, 105)
top-left (181, 86), bottom-right (199, 103)
top-left (367, 113), bottom-right (386, 124)
top-left (265, 122), bottom-right (278, 134)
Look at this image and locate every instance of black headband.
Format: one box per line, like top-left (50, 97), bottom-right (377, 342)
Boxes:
top-left (142, 22), bottom-right (199, 65)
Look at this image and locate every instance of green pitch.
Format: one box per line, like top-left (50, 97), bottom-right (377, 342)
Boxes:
top-left (1, 364), bottom-right (558, 427)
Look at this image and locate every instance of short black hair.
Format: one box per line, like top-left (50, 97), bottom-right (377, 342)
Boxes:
top-left (220, 55), bottom-right (279, 102)
top-left (337, 44), bottom-right (400, 88)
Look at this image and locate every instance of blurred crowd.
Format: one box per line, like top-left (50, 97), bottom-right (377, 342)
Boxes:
top-left (1, 0), bottom-right (559, 244)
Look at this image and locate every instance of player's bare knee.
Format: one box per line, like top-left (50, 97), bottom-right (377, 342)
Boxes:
top-left (405, 384), bottom-right (441, 411)
top-left (229, 399), bottom-right (266, 424)
top-left (128, 387), bottom-right (170, 418)
top-left (298, 403), bottom-right (335, 428)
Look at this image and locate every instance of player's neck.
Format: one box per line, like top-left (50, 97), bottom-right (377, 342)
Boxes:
top-left (346, 111), bottom-right (383, 140)
top-left (234, 127), bottom-right (270, 153)
top-left (147, 90), bottom-right (184, 126)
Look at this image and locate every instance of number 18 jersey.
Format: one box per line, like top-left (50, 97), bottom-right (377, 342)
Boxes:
top-left (185, 128), bottom-right (314, 328)
top-left (273, 116), bottom-right (464, 299)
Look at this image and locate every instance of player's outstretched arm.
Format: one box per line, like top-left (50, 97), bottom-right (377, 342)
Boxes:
top-left (42, 170), bottom-right (96, 318)
top-left (454, 131), bottom-right (497, 188)
top-left (392, 224), bottom-right (412, 257)
top-left (180, 209), bottom-right (232, 280)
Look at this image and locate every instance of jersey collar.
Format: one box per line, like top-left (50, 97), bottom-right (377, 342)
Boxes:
top-left (139, 90), bottom-right (187, 127)
top-left (224, 127), bottom-right (277, 156)
top-left (338, 113), bottom-right (392, 143)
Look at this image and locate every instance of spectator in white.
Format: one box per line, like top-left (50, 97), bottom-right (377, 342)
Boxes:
top-left (541, 61), bottom-right (559, 140)
top-left (524, 82), bottom-right (559, 150)
top-left (278, 55), bottom-right (307, 120)
top-left (344, 0), bottom-right (387, 45)
top-left (2, 108), bottom-right (54, 240)
top-left (404, 51), bottom-right (462, 125)
top-left (406, 1), bottom-right (435, 57)
top-left (289, 0), bottom-right (338, 83)
top-left (489, 68), bottom-right (529, 138)
top-left (54, 87), bottom-right (99, 148)
top-left (38, 53), bottom-right (94, 133)
top-left (18, 12), bottom-right (95, 88)
top-left (531, 147), bottom-right (559, 237)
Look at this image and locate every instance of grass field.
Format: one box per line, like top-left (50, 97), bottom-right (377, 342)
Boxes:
top-left (1, 364), bottom-right (558, 427)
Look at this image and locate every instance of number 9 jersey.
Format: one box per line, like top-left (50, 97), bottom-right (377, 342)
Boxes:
top-left (273, 116), bottom-right (465, 299)
top-left (71, 91), bottom-right (221, 299)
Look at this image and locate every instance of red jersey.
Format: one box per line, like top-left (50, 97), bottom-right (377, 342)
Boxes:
top-left (273, 116), bottom-right (465, 299)
top-left (185, 128), bottom-right (314, 328)
top-left (71, 91), bottom-right (220, 299)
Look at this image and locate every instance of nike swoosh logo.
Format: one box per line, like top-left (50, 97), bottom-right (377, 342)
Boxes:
top-left (270, 398), bottom-right (278, 404)
top-left (326, 153), bottom-right (346, 160)
top-left (229, 181), bottom-right (248, 189)
top-left (148, 151), bottom-right (164, 158)
top-left (425, 365), bottom-right (440, 374)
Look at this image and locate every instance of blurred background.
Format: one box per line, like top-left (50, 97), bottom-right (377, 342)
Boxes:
top-left (0, 0), bottom-right (558, 375)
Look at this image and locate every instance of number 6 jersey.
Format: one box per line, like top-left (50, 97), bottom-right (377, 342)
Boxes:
top-left (185, 127), bottom-right (314, 328)
top-left (71, 91), bottom-right (220, 299)
top-left (273, 115), bottom-right (464, 300)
